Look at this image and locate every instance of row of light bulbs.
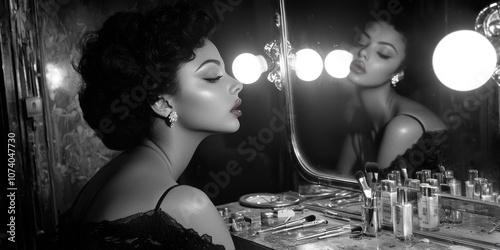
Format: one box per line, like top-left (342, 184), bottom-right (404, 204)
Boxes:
top-left (232, 48), bottom-right (352, 84)
top-left (231, 30), bottom-right (498, 92)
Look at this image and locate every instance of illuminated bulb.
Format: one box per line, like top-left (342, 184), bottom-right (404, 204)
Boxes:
top-left (294, 49), bottom-right (323, 82)
top-left (324, 50), bottom-right (353, 78)
top-left (432, 30), bottom-right (497, 91)
top-left (45, 63), bottom-right (64, 90)
top-left (232, 53), bottom-right (268, 84)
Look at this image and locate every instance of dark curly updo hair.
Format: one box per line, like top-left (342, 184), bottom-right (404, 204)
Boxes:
top-left (76, 1), bottom-right (218, 151)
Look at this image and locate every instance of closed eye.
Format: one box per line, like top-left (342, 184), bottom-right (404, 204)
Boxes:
top-left (377, 53), bottom-right (390, 59)
top-left (205, 75), bottom-right (223, 83)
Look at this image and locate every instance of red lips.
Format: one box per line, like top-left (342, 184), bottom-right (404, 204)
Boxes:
top-left (350, 59), bottom-right (366, 74)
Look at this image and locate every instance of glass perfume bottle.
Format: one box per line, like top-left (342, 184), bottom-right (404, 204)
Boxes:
top-left (381, 179), bottom-right (397, 224)
top-left (418, 185), bottom-right (439, 231)
top-left (465, 169), bottom-right (478, 198)
top-left (444, 178), bottom-right (462, 224)
top-left (393, 188), bottom-right (413, 241)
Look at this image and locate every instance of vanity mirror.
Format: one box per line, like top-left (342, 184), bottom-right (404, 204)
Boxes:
top-left (276, 0), bottom-right (499, 193)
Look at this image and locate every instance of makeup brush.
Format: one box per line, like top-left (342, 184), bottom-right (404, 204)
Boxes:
top-left (364, 162), bottom-right (380, 191)
top-left (271, 219), bottom-right (328, 234)
top-left (296, 224), bottom-right (351, 241)
top-left (397, 160), bottom-right (409, 183)
top-left (318, 225), bottom-right (363, 239)
top-left (355, 170), bottom-right (372, 206)
top-left (254, 215), bottom-right (316, 234)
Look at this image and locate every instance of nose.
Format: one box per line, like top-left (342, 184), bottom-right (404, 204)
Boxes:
top-left (357, 46), bottom-right (368, 60)
top-left (229, 75), bottom-right (243, 95)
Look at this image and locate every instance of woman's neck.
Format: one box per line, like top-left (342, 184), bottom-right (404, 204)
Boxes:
top-left (357, 83), bottom-right (398, 131)
top-left (146, 123), bottom-right (210, 181)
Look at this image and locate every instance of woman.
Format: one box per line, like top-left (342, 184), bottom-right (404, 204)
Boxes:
top-left (57, 2), bottom-right (241, 249)
top-left (337, 20), bottom-right (448, 178)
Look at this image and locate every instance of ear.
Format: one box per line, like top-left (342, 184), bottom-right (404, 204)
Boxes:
top-left (151, 96), bottom-right (173, 118)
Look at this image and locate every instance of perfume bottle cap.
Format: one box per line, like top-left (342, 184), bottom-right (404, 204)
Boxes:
top-left (448, 178), bottom-right (462, 196)
top-left (427, 178), bottom-right (439, 187)
top-left (474, 178), bottom-right (487, 197)
top-left (468, 169), bottom-right (478, 182)
top-left (422, 169), bottom-right (432, 180)
top-left (415, 171), bottom-right (425, 183)
top-left (432, 173), bottom-right (445, 185)
top-left (391, 170), bottom-right (401, 185)
top-left (406, 179), bottom-right (420, 188)
top-left (381, 179), bottom-right (396, 192)
top-left (444, 170), bottom-right (454, 178)
top-left (397, 188), bottom-right (408, 204)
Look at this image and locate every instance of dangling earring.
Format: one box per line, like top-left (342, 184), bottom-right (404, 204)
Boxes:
top-left (391, 75), bottom-right (400, 87)
top-left (166, 110), bottom-right (178, 128)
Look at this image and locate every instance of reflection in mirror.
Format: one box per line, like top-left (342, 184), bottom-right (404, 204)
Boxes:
top-left (284, 0), bottom-right (499, 193)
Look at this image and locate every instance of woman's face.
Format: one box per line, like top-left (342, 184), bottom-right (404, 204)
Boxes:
top-left (172, 40), bottom-right (243, 133)
top-left (348, 22), bottom-right (406, 88)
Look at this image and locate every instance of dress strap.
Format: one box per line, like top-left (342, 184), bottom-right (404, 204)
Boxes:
top-left (155, 184), bottom-right (181, 212)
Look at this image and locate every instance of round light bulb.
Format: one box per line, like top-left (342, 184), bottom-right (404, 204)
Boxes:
top-left (324, 49), bottom-right (353, 78)
top-left (232, 53), bottom-right (267, 84)
top-left (432, 30), bottom-right (497, 91)
top-left (294, 49), bottom-right (323, 82)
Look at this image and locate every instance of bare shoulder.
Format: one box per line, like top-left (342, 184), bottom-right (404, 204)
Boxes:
top-left (159, 185), bottom-right (218, 228)
top-left (396, 96), bottom-right (447, 131)
top-left (160, 186), bottom-right (235, 249)
top-left (81, 147), bottom-right (174, 223)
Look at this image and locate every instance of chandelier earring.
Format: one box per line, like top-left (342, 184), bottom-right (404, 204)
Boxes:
top-left (166, 110), bottom-right (178, 128)
top-left (391, 75), bottom-right (400, 87)
top-left (156, 96), bottom-right (178, 128)
top-left (391, 72), bottom-right (404, 87)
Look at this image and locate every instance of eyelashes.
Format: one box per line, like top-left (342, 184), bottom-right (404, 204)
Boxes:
top-left (377, 53), bottom-right (390, 59)
top-left (205, 75), bottom-right (223, 83)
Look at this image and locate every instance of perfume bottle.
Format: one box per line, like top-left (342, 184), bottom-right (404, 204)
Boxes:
top-left (418, 185), bottom-right (439, 231)
top-left (444, 170), bottom-right (454, 184)
top-left (445, 178), bottom-right (462, 224)
top-left (405, 178), bottom-right (420, 227)
top-left (422, 169), bottom-right (432, 181)
top-left (393, 188), bottom-right (413, 241)
top-left (465, 169), bottom-right (478, 198)
top-left (391, 170), bottom-right (402, 186)
top-left (381, 179), bottom-right (397, 224)
top-left (474, 177), bottom-right (487, 199)
top-left (427, 178), bottom-right (443, 226)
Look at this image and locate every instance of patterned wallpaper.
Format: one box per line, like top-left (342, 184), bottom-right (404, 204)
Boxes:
top-left (39, 0), bottom-right (159, 214)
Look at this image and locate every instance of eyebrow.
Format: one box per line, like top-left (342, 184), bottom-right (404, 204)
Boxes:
top-left (362, 31), bottom-right (399, 54)
top-left (378, 41), bottom-right (398, 54)
top-left (195, 59), bottom-right (221, 72)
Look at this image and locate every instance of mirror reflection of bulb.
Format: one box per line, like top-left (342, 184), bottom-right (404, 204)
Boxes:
top-left (232, 53), bottom-right (268, 84)
top-left (294, 49), bottom-right (323, 82)
top-left (432, 30), bottom-right (497, 91)
top-left (324, 50), bottom-right (353, 78)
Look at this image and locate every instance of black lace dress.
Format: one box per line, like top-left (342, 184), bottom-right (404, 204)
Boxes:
top-left (348, 110), bottom-right (451, 178)
top-left (56, 185), bottom-right (225, 250)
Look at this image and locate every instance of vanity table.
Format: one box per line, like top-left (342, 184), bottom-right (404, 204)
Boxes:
top-left (218, 190), bottom-right (500, 250)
